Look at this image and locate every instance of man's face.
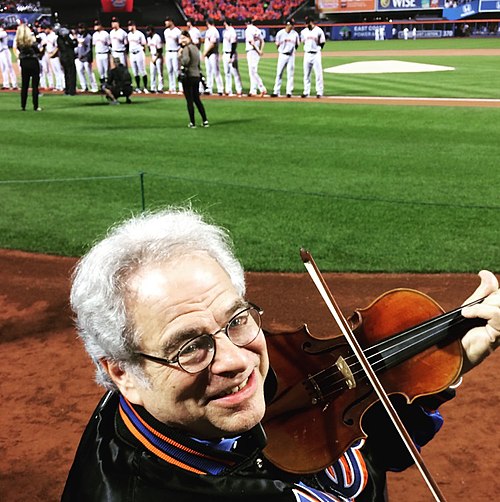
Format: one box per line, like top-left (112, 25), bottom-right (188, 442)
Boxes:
top-left (180, 34), bottom-right (189, 46)
top-left (285, 24), bottom-right (293, 33)
top-left (111, 21), bottom-right (119, 30)
top-left (122, 253), bottom-right (269, 439)
top-left (165, 19), bottom-right (172, 29)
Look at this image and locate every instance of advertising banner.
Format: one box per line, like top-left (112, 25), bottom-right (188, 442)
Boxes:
top-left (331, 24), bottom-right (390, 40)
top-left (316, 0), bottom-right (376, 13)
top-left (442, 0), bottom-right (479, 19)
top-left (100, 0), bottom-right (134, 13)
top-left (377, 0), bottom-right (442, 10)
top-left (479, 0), bottom-right (500, 11)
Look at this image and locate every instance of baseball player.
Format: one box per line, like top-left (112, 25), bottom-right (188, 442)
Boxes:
top-left (202, 18), bottom-right (223, 96)
top-left (43, 24), bottom-right (64, 91)
top-left (109, 17), bottom-right (128, 66)
top-left (244, 18), bottom-right (266, 97)
top-left (92, 20), bottom-right (111, 88)
top-left (271, 20), bottom-right (299, 98)
top-left (186, 19), bottom-right (201, 48)
top-left (163, 17), bottom-right (182, 94)
top-left (75, 23), bottom-right (97, 92)
top-left (300, 17), bottom-right (325, 98)
top-left (0, 24), bottom-right (17, 89)
top-left (35, 25), bottom-right (53, 90)
top-left (146, 25), bottom-right (163, 93)
top-left (127, 20), bottom-right (148, 93)
top-left (221, 19), bottom-right (242, 97)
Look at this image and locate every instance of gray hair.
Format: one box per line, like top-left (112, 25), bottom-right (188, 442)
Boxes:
top-left (70, 208), bottom-right (246, 389)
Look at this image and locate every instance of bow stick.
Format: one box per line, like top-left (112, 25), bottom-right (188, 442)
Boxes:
top-left (300, 249), bottom-right (447, 502)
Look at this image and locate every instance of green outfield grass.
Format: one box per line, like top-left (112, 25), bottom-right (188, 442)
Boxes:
top-left (1, 38), bottom-right (499, 272)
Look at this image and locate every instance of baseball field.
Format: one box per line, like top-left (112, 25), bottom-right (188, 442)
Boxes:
top-left (0, 36), bottom-right (499, 500)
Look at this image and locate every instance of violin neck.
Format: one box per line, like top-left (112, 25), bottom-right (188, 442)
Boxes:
top-left (369, 307), bottom-right (486, 371)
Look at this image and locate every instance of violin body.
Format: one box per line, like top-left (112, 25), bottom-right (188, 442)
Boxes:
top-left (262, 288), bottom-right (464, 474)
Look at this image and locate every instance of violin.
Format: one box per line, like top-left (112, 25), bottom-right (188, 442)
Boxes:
top-left (262, 266), bottom-right (486, 476)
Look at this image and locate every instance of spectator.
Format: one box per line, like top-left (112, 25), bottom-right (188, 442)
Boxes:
top-left (15, 21), bottom-right (41, 110)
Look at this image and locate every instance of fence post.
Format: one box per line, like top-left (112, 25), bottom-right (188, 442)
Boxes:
top-left (139, 171), bottom-right (146, 211)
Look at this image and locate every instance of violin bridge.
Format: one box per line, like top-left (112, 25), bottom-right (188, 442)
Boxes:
top-left (336, 356), bottom-right (356, 389)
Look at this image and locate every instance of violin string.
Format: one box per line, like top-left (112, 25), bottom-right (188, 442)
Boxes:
top-left (305, 309), bottom-right (475, 401)
top-left (309, 305), bottom-right (463, 385)
top-left (322, 312), bottom-right (467, 391)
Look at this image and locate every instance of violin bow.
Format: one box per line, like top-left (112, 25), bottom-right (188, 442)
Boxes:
top-left (300, 249), bottom-right (447, 502)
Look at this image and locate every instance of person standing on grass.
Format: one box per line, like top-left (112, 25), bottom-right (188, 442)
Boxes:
top-left (76, 23), bottom-right (98, 93)
top-left (202, 18), bottom-right (223, 96)
top-left (271, 19), bottom-right (299, 98)
top-left (127, 20), bottom-right (149, 94)
top-left (92, 20), bottom-right (111, 90)
top-left (163, 17), bottom-right (182, 94)
top-left (186, 19), bottom-right (202, 49)
top-left (222, 18), bottom-right (242, 97)
top-left (57, 26), bottom-right (77, 96)
top-left (0, 23), bottom-right (18, 89)
top-left (146, 25), bottom-right (163, 93)
top-left (178, 30), bottom-right (208, 128)
top-left (300, 17), bottom-right (325, 98)
top-left (109, 16), bottom-right (128, 67)
top-left (15, 23), bottom-right (42, 111)
top-left (43, 24), bottom-right (65, 91)
top-left (245, 18), bottom-right (266, 97)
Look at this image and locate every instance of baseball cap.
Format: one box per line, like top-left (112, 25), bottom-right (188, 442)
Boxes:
top-left (286, 19), bottom-right (295, 26)
top-left (127, 20), bottom-right (136, 26)
top-left (111, 16), bottom-right (119, 23)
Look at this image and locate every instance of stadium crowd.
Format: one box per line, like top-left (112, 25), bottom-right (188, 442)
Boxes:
top-left (0, 1), bottom-right (43, 13)
top-left (181, 0), bottom-right (304, 22)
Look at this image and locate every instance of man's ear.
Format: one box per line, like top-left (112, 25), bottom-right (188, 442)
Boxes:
top-left (100, 359), bottom-right (145, 406)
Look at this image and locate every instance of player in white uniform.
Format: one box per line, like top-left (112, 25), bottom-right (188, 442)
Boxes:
top-left (271, 20), bottom-right (299, 98)
top-left (0, 24), bottom-right (17, 89)
top-left (92, 20), bottom-right (111, 88)
top-left (300, 17), bottom-right (325, 98)
top-left (146, 25), bottom-right (163, 93)
top-left (163, 17), bottom-right (182, 94)
top-left (186, 19), bottom-right (201, 48)
top-left (43, 25), bottom-right (64, 91)
top-left (75, 23), bottom-right (98, 92)
top-left (109, 17), bottom-right (128, 66)
top-left (202, 18), bottom-right (223, 96)
top-left (127, 20), bottom-right (148, 93)
top-left (36, 29), bottom-right (53, 89)
top-left (244, 18), bottom-right (266, 97)
top-left (221, 19), bottom-right (242, 97)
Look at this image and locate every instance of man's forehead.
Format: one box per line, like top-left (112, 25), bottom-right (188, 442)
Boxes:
top-left (126, 253), bottom-right (232, 299)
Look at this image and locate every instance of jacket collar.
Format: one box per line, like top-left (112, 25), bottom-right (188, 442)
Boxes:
top-left (117, 395), bottom-right (260, 476)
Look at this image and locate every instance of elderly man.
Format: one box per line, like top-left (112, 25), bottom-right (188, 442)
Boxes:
top-left (62, 208), bottom-right (499, 501)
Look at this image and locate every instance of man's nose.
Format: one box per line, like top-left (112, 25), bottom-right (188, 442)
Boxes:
top-left (210, 333), bottom-right (248, 374)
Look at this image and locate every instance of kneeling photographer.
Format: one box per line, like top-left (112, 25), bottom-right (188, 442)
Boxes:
top-left (104, 57), bottom-right (133, 105)
top-left (178, 31), bottom-right (208, 128)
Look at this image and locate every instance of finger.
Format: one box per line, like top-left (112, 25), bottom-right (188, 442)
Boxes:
top-left (461, 270), bottom-right (499, 306)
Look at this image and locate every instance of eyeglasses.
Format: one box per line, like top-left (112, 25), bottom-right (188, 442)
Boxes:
top-left (135, 304), bottom-right (263, 374)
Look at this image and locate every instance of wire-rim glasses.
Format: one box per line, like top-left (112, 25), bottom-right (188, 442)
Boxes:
top-left (135, 304), bottom-right (263, 373)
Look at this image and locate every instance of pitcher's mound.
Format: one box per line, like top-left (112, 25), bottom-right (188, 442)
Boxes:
top-left (325, 60), bottom-right (455, 74)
